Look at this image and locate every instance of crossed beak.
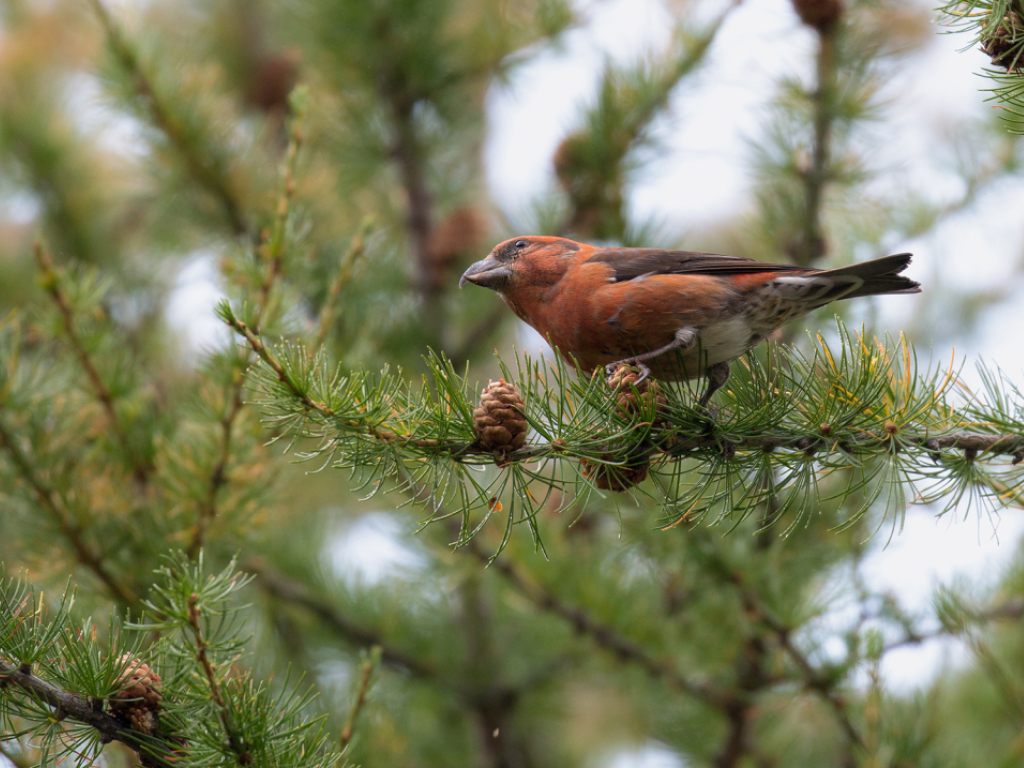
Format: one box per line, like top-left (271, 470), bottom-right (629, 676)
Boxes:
top-left (459, 258), bottom-right (511, 290)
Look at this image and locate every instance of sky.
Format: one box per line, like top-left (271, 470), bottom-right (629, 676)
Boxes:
top-left (167, 0), bottom-right (1024, 763)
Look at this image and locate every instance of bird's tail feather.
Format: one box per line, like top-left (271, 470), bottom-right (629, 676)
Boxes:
top-left (821, 253), bottom-right (921, 300)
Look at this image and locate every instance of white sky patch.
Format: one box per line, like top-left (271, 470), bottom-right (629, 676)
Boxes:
top-left (327, 512), bottom-right (430, 586)
top-left (165, 251), bottom-right (230, 355)
top-left (598, 742), bottom-right (688, 768)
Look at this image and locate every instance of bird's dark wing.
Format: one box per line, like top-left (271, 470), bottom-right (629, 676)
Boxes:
top-left (586, 248), bottom-right (811, 283)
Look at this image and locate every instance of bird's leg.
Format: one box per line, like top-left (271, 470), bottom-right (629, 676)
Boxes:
top-left (698, 362), bottom-right (731, 408)
top-left (605, 327), bottom-right (698, 384)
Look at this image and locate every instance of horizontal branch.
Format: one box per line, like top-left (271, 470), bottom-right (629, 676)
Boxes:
top-left (881, 597), bottom-right (1024, 655)
top-left (222, 309), bottom-right (1024, 466)
top-left (0, 660), bottom-right (178, 767)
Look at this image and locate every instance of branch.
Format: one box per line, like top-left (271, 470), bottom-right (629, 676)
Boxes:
top-left (87, 0), bottom-right (252, 241)
top-left (339, 647), bottom-right (380, 752)
top-left (449, 304), bottom-right (509, 368)
top-left (694, 538), bottom-right (867, 753)
top-left (793, 23), bottom-right (838, 267)
top-left (0, 414), bottom-right (138, 606)
top-left (228, 311), bottom-right (1024, 466)
top-left (315, 217), bottom-right (373, 352)
top-left (248, 559), bottom-right (438, 678)
top-left (0, 660), bottom-right (178, 768)
top-left (33, 243), bottom-right (150, 483)
top-left (378, 70), bottom-right (441, 345)
top-left (880, 597), bottom-right (1024, 655)
top-left (185, 593), bottom-right (249, 763)
top-left (458, 535), bottom-right (731, 709)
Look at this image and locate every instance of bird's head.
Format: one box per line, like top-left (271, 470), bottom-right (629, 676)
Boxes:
top-left (459, 236), bottom-right (580, 294)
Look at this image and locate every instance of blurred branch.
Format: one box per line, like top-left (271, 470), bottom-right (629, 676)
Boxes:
top-left (555, 7), bottom-right (736, 241)
top-left (458, 570), bottom-right (532, 768)
top-left (450, 303), bottom-right (509, 368)
top-left (249, 559), bottom-right (438, 678)
top-left (339, 647), bottom-right (380, 753)
top-left (87, 0), bottom-right (253, 241)
top-left (456, 532), bottom-right (731, 709)
top-left (377, 67), bottom-right (443, 345)
top-left (693, 535), bottom-right (866, 754)
top-left (316, 217), bottom-right (372, 352)
top-left (187, 95), bottom-right (307, 559)
top-left (33, 242), bottom-right (150, 483)
top-left (0, 413), bottom-right (138, 606)
top-left (0, 659), bottom-right (177, 767)
top-left (794, 25), bottom-right (838, 267)
top-left (880, 596), bottom-right (1024, 655)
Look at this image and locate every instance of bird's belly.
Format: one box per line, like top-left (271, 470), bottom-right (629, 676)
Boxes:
top-left (694, 317), bottom-right (753, 364)
top-left (643, 317), bottom-right (754, 381)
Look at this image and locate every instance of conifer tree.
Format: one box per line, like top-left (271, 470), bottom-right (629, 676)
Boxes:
top-left (1, 0), bottom-right (1024, 766)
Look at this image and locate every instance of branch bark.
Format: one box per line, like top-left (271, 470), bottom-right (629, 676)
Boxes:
top-left (0, 660), bottom-right (179, 768)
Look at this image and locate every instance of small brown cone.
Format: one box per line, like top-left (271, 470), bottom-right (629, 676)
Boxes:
top-left (982, 15), bottom-right (1024, 72)
top-left (791, 0), bottom-right (843, 30)
top-left (109, 654), bottom-right (162, 734)
top-left (607, 365), bottom-right (668, 426)
top-left (244, 50), bottom-right (301, 115)
top-left (426, 206), bottom-right (487, 275)
top-left (580, 453), bottom-right (650, 493)
top-left (473, 380), bottom-right (528, 459)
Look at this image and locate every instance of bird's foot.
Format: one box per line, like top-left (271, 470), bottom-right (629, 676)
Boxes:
top-left (606, 360), bottom-right (651, 385)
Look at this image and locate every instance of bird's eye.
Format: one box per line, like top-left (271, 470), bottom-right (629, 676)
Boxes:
top-left (514, 239), bottom-right (528, 249)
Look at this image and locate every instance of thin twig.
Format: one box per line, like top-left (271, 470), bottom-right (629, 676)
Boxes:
top-left (186, 593), bottom-right (250, 763)
top-left (695, 539), bottom-right (867, 753)
top-left (339, 647), bottom-right (380, 752)
top-left (0, 414), bottom-right (138, 605)
top-left (315, 218), bottom-right (373, 351)
top-left (879, 597), bottom-right (1024, 655)
top-left (449, 304), bottom-right (509, 367)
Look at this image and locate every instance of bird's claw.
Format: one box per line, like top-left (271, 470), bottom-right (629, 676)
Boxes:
top-left (606, 360), bottom-right (651, 386)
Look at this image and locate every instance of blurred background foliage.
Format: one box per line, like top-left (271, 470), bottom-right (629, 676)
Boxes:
top-left (2, 0), bottom-right (1024, 766)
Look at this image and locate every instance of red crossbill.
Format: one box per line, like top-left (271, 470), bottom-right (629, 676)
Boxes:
top-left (460, 236), bottom-right (920, 405)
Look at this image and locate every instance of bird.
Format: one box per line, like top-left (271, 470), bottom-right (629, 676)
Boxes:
top-left (460, 236), bottom-right (921, 406)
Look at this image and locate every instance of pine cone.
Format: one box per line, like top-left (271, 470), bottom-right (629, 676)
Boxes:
top-left (474, 380), bottom-right (528, 456)
top-left (982, 15), bottom-right (1024, 72)
top-left (580, 453), bottom-right (650, 493)
top-left (109, 654), bottom-right (162, 734)
top-left (426, 206), bottom-right (487, 274)
top-left (791, 0), bottom-right (842, 30)
top-left (607, 365), bottom-right (668, 426)
top-left (244, 50), bottom-right (301, 115)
